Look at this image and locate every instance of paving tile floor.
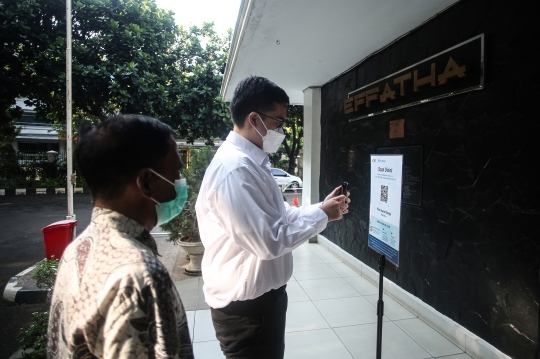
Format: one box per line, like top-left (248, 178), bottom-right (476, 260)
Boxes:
top-left (173, 242), bottom-right (471, 359)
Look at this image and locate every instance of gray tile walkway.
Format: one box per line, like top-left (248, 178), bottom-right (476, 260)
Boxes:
top-left (172, 242), bottom-right (472, 359)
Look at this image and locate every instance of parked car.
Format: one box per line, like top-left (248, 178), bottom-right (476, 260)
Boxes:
top-left (271, 168), bottom-right (302, 188)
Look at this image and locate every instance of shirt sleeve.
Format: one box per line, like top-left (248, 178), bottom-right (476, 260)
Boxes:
top-left (209, 166), bottom-right (328, 260)
top-left (283, 201), bottom-right (326, 225)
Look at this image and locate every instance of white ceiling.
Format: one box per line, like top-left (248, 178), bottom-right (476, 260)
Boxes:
top-left (222, 0), bottom-right (459, 104)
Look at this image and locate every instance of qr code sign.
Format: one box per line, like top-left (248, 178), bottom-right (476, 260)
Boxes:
top-left (380, 185), bottom-right (388, 203)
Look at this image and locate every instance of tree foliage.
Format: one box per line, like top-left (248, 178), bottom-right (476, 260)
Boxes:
top-left (0, 103), bottom-right (22, 143)
top-left (0, 0), bottom-right (232, 142)
top-left (268, 105), bottom-right (304, 174)
top-left (165, 23), bottom-right (232, 144)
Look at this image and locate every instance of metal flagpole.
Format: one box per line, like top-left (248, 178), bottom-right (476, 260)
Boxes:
top-left (66, 0), bottom-right (75, 225)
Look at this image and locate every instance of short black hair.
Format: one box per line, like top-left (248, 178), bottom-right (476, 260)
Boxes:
top-left (230, 76), bottom-right (289, 127)
top-left (75, 115), bottom-right (174, 201)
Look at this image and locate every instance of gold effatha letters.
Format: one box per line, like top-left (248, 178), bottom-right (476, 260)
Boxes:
top-left (344, 57), bottom-right (466, 114)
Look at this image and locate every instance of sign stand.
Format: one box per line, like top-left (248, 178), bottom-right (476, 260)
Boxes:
top-left (368, 154), bottom-right (403, 359)
top-left (376, 254), bottom-right (385, 359)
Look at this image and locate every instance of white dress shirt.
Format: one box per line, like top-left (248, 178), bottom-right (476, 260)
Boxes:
top-left (195, 131), bottom-right (328, 308)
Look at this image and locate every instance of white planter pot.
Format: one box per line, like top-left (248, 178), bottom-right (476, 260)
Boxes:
top-left (178, 240), bottom-right (204, 276)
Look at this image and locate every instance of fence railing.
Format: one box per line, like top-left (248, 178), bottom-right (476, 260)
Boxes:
top-left (0, 151), bottom-right (75, 188)
top-left (11, 151), bottom-right (67, 167)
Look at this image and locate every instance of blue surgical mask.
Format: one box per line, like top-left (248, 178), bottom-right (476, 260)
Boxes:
top-left (148, 169), bottom-right (188, 226)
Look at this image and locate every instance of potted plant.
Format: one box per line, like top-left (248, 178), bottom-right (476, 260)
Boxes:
top-left (160, 146), bottom-right (215, 275)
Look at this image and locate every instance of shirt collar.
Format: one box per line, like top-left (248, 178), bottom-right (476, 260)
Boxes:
top-left (91, 207), bottom-right (159, 256)
top-left (226, 131), bottom-right (270, 169)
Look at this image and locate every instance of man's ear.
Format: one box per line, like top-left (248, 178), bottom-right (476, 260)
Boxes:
top-left (248, 112), bottom-right (258, 127)
top-left (136, 168), bottom-right (153, 198)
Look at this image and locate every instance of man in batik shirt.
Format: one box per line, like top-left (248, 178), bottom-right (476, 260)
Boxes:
top-left (47, 115), bottom-right (193, 359)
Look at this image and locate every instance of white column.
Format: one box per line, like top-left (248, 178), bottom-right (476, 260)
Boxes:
top-left (302, 87), bottom-right (322, 205)
top-left (303, 87), bottom-right (322, 243)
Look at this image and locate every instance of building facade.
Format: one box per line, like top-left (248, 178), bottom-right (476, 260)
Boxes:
top-left (4, 100), bottom-right (220, 168)
top-left (7, 99), bottom-right (65, 153)
top-left (221, 0), bottom-right (539, 357)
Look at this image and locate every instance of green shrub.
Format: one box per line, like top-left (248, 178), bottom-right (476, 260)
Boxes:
top-left (160, 146), bottom-right (215, 243)
top-left (0, 176), bottom-right (30, 189)
top-left (0, 149), bottom-right (88, 189)
top-left (19, 312), bottom-right (48, 359)
top-left (0, 144), bottom-right (19, 178)
top-left (18, 259), bottom-right (59, 358)
top-left (33, 259), bottom-right (59, 293)
top-left (36, 177), bottom-right (67, 189)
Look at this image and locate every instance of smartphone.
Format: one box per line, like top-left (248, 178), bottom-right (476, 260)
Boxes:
top-left (339, 182), bottom-right (349, 196)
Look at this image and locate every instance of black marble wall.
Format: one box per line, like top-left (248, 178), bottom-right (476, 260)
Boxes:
top-left (319, 0), bottom-right (539, 357)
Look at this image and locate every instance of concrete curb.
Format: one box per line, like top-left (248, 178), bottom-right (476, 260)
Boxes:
top-left (3, 260), bottom-right (49, 304)
top-left (0, 187), bottom-right (90, 195)
top-left (8, 348), bottom-right (34, 359)
top-left (2, 234), bottom-right (171, 304)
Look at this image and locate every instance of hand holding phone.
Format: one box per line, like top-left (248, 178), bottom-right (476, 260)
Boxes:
top-left (320, 181), bottom-right (350, 221)
top-left (339, 182), bottom-right (349, 196)
top-left (323, 182), bottom-right (349, 205)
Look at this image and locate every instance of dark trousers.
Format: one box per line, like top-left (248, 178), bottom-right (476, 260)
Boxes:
top-left (210, 285), bottom-right (288, 359)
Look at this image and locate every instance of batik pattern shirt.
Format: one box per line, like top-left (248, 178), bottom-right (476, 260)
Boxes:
top-left (47, 208), bottom-right (194, 359)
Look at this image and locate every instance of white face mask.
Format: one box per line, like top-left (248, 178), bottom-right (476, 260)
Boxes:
top-left (254, 115), bottom-right (286, 153)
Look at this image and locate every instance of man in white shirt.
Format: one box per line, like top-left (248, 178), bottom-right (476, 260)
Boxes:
top-left (195, 76), bottom-right (350, 359)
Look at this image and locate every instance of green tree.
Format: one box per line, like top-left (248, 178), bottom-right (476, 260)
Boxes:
top-left (281, 105), bottom-right (303, 174)
top-left (0, 0), bottom-right (232, 142)
top-left (0, 102), bottom-right (22, 143)
top-left (164, 24), bottom-right (232, 144)
top-left (268, 105), bottom-right (304, 174)
top-left (0, 0), bottom-right (42, 142)
top-left (1, 0), bottom-right (72, 135)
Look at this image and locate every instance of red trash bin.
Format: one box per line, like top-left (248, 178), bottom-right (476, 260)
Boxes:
top-left (42, 220), bottom-right (78, 260)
